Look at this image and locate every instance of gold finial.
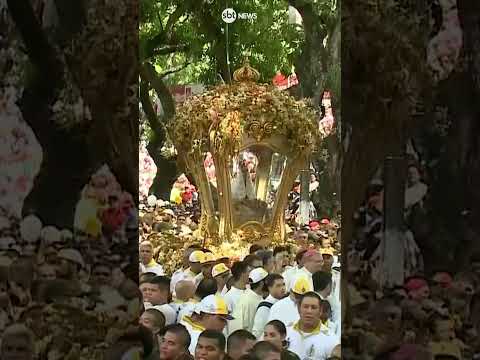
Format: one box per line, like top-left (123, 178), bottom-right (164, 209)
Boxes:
top-left (233, 58), bottom-right (260, 83)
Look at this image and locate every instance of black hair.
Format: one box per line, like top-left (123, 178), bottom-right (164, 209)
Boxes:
top-left (161, 324), bottom-right (191, 350)
top-left (195, 278), bottom-right (218, 299)
top-left (312, 271), bottom-right (332, 292)
top-left (264, 273), bottom-right (284, 289)
top-left (295, 250), bottom-right (308, 264)
top-left (144, 308), bottom-right (166, 329)
top-left (266, 320), bottom-right (287, 337)
top-left (298, 291), bottom-right (322, 307)
top-left (273, 246), bottom-right (288, 257)
top-left (227, 330), bottom-right (256, 353)
top-left (252, 341), bottom-right (281, 358)
top-left (149, 276), bottom-right (171, 292)
top-left (250, 280), bottom-right (265, 292)
top-left (249, 244), bottom-right (264, 254)
top-left (244, 254), bottom-right (262, 267)
top-left (257, 250), bottom-right (274, 267)
top-left (231, 261), bottom-right (249, 280)
top-left (198, 330), bottom-right (226, 352)
top-left (139, 272), bottom-right (157, 285)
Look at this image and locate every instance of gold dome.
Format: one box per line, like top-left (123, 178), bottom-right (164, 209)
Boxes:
top-left (233, 59), bottom-right (260, 83)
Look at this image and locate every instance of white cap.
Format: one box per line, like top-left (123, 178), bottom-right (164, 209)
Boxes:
top-left (189, 250), bottom-right (205, 263)
top-left (58, 248), bottom-right (85, 268)
top-left (147, 195), bottom-right (157, 207)
top-left (249, 268), bottom-right (268, 284)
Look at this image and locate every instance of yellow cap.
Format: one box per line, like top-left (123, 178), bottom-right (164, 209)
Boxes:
top-left (292, 276), bottom-right (313, 295)
top-left (212, 263), bottom-right (230, 277)
top-left (189, 250), bottom-right (205, 263)
top-left (201, 252), bottom-right (216, 264)
top-left (320, 248), bottom-right (334, 257)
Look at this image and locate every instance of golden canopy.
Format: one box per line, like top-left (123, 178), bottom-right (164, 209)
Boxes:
top-left (171, 61), bottom-right (319, 244)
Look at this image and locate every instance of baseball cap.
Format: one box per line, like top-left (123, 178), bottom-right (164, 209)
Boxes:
top-left (320, 248), bottom-right (334, 257)
top-left (404, 277), bottom-right (428, 292)
top-left (189, 250), bottom-right (205, 263)
top-left (197, 295), bottom-right (233, 319)
top-left (58, 248), bottom-right (85, 268)
top-left (291, 276), bottom-right (313, 295)
top-left (212, 263), bottom-right (230, 277)
top-left (201, 252), bottom-right (216, 264)
top-left (249, 268), bottom-right (268, 284)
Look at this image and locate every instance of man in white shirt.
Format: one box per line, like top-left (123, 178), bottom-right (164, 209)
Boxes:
top-left (290, 249), bottom-right (323, 292)
top-left (312, 271), bottom-right (340, 333)
top-left (286, 292), bottom-right (339, 360)
top-left (139, 241), bottom-right (164, 275)
top-left (229, 268), bottom-right (269, 334)
top-left (171, 250), bottom-right (204, 295)
top-left (283, 249), bottom-right (308, 292)
top-left (267, 276), bottom-right (312, 328)
top-left (224, 261), bottom-right (249, 313)
top-left (252, 273), bottom-right (286, 338)
top-left (212, 263), bottom-right (231, 296)
top-left (170, 245), bottom-right (201, 293)
top-left (142, 275), bottom-right (177, 325)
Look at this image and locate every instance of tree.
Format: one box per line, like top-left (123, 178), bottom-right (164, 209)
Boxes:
top-left (6, 0), bottom-right (138, 227)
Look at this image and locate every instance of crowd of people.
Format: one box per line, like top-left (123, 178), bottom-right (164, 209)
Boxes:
top-left (0, 167), bottom-right (143, 359)
top-left (343, 161), bottom-right (480, 359)
top-left (139, 182), bottom-right (342, 360)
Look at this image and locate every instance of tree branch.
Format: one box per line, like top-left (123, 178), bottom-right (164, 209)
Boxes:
top-left (151, 43), bottom-right (189, 56)
top-left (165, 4), bottom-right (186, 38)
top-left (140, 62), bottom-right (176, 122)
top-left (140, 80), bottom-right (166, 141)
top-left (6, 0), bottom-right (64, 87)
top-left (159, 62), bottom-right (191, 79)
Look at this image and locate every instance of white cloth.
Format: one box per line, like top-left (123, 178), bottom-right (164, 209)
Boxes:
top-left (180, 316), bottom-right (205, 355)
top-left (405, 182), bottom-right (428, 208)
top-left (291, 267), bottom-right (314, 291)
top-left (224, 286), bottom-right (245, 313)
top-left (267, 295), bottom-right (299, 328)
top-left (251, 295), bottom-right (279, 339)
top-left (144, 303), bottom-right (177, 325)
top-left (171, 268), bottom-right (197, 295)
top-left (176, 300), bottom-right (198, 323)
top-left (282, 266), bottom-right (299, 292)
top-left (229, 289), bottom-right (263, 334)
top-left (286, 322), bottom-right (338, 360)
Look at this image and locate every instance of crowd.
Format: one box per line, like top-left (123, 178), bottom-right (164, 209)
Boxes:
top-left (138, 176), bottom-right (342, 360)
top-left (0, 166), bottom-right (142, 359)
top-left (343, 160), bottom-right (480, 359)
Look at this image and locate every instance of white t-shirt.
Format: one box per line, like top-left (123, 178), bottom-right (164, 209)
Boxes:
top-left (144, 302), bottom-right (177, 325)
top-left (267, 295), bottom-right (299, 328)
top-left (287, 322), bottom-right (338, 360)
top-left (224, 286), bottom-right (245, 313)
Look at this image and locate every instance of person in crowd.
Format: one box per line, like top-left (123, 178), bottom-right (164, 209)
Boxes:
top-left (263, 320), bottom-right (300, 360)
top-left (171, 245), bottom-right (203, 294)
top-left (177, 278), bottom-right (218, 322)
top-left (92, 262), bottom-right (126, 311)
top-left (143, 275), bottom-right (177, 325)
top-left (195, 330), bottom-right (227, 360)
top-left (226, 330), bottom-right (256, 360)
top-left (171, 280), bottom-right (196, 318)
top-left (224, 261), bottom-right (249, 313)
top-left (181, 294), bottom-right (233, 354)
top-left (212, 263), bottom-right (231, 296)
top-left (159, 324), bottom-right (193, 360)
top-left (56, 248), bottom-right (85, 280)
top-left (174, 250), bottom-right (205, 291)
top-left (0, 323), bottom-right (35, 360)
top-left (195, 252), bottom-right (217, 286)
top-left (286, 292), bottom-right (338, 359)
top-left (140, 308), bottom-right (166, 336)
top-left (290, 249), bottom-right (323, 291)
top-left (252, 274), bottom-right (286, 338)
top-left (244, 254), bottom-right (263, 273)
top-left (273, 246), bottom-right (290, 274)
top-left (283, 249), bottom-right (308, 292)
top-left (249, 244), bottom-right (264, 255)
top-left (230, 268), bottom-right (269, 334)
top-left (257, 250), bottom-right (275, 274)
top-left (268, 277), bottom-right (312, 328)
top-left (140, 241), bottom-right (164, 275)
top-left (140, 272), bottom-right (157, 300)
top-left (250, 341), bottom-right (281, 360)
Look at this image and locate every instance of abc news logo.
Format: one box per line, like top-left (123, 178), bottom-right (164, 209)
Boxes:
top-left (222, 8), bottom-right (257, 23)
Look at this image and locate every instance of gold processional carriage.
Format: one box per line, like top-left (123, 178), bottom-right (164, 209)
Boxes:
top-left (171, 61), bottom-right (319, 246)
